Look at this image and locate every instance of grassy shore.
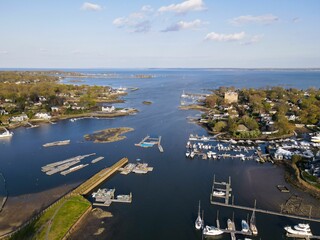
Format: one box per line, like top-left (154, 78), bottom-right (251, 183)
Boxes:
top-left (10, 195), bottom-right (90, 240)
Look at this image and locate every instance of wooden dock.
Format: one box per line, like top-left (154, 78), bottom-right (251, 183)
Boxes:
top-left (74, 158), bottom-right (128, 195)
top-left (210, 200), bottom-right (320, 223)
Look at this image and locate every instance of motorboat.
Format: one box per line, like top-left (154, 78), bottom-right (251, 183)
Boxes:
top-left (202, 226), bottom-right (223, 236)
top-left (284, 223), bottom-right (312, 236)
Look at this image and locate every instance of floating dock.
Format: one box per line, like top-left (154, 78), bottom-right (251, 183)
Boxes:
top-left (60, 164), bottom-right (89, 175)
top-left (43, 139), bottom-right (70, 147)
top-left (92, 188), bottom-right (132, 207)
top-left (119, 163), bottom-right (153, 175)
top-left (91, 156), bottom-right (104, 164)
top-left (41, 153), bottom-right (95, 175)
top-left (135, 135), bottom-right (164, 152)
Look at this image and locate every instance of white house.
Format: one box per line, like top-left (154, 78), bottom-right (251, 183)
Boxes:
top-left (102, 106), bottom-right (115, 113)
top-left (10, 114), bottom-right (29, 122)
top-left (51, 106), bottom-right (60, 112)
top-left (35, 113), bottom-right (52, 120)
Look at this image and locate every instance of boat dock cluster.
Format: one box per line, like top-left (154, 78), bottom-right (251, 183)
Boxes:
top-left (92, 188), bottom-right (132, 207)
top-left (135, 135), bottom-right (164, 152)
top-left (118, 162), bottom-right (153, 175)
top-left (41, 153), bottom-right (105, 176)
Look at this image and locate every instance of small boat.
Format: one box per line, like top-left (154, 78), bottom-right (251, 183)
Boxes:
top-left (241, 220), bottom-right (249, 233)
top-left (203, 226), bottom-right (223, 236)
top-left (0, 128), bottom-right (13, 138)
top-left (195, 201), bottom-right (204, 230)
top-left (186, 152), bottom-right (190, 157)
top-left (213, 191), bottom-right (225, 197)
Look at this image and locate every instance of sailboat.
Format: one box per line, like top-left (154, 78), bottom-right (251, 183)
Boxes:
top-left (195, 201), bottom-right (204, 230)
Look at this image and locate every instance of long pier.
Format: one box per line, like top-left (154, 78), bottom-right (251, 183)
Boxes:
top-left (210, 199), bottom-right (320, 223)
top-left (75, 158), bottom-right (128, 195)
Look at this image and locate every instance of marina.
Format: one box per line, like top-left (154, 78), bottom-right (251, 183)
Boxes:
top-left (135, 135), bottom-right (164, 153)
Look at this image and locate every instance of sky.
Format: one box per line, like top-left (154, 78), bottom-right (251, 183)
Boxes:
top-left (0, 0), bottom-right (319, 68)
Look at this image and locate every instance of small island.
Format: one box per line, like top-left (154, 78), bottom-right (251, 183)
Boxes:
top-left (84, 127), bottom-right (134, 143)
top-left (142, 101), bottom-right (152, 105)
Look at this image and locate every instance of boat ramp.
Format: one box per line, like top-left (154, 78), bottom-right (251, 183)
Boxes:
top-left (92, 188), bottom-right (132, 207)
top-left (135, 135), bottom-right (164, 152)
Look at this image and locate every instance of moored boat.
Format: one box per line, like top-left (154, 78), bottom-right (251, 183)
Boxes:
top-left (241, 220), bottom-right (249, 233)
top-left (284, 223), bottom-right (312, 237)
top-left (202, 226), bottom-right (223, 236)
top-left (195, 201), bottom-right (204, 230)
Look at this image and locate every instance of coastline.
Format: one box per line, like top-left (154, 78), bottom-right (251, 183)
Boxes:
top-left (4, 109), bottom-right (138, 130)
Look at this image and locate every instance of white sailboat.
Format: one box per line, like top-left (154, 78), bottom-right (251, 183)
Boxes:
top-left (195, 201), bottom-right (204, 230)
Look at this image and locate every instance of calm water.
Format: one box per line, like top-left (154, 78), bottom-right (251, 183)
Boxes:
top-left (1, 69), bottom-right (320, 239)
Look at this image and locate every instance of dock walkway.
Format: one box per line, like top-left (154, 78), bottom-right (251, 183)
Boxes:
top-left (74, 158), bottom-right (128, 195)
top-left (210, 200), bottom-right (320, 223)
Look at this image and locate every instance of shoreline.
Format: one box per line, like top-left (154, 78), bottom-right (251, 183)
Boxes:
top-left (4, 109), bottom-right (138, 130)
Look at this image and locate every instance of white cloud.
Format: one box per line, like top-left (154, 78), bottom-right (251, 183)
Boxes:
top-left (241, 34), bottom-right (263, 45)
top-left (158, 0), bottom-right (206, 14)
top-left (162, 19), bottom-right (207, 32)
top-left (113, 6), bottom-right (153, 33)
top-left (141, 5), bottom-right (154, 12)
top-left (0, 50), bottom-right (8, 54)
top-left (81, 2), bottom-right (103, 11)
top-left (205, 32), bottom-right (245, 42)
top-left (230, 14), bottom-right (279, 26)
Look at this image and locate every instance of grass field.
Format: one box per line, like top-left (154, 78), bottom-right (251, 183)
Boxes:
top-left (11, 195), bottom-right (90, 240)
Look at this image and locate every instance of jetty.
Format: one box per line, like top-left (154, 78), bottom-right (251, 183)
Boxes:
top-left (135, 135), bottom-right (164, 153)
top-left (76, 157), bottom-right (128, 195)
top-left (26, 122), bottom-right (39, 129)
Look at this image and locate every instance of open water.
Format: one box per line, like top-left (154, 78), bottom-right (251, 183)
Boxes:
top-left (1, 69), bottom-right (320, 239)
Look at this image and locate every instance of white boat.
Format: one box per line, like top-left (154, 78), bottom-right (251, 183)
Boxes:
top-left (0, 128), bottom-right (13, 138)
top-left (311, 135), bottom-right (320, 143)
top-left (195, 201), bottom-right (204, 230)
top-left (186, 152), bottom-right (190, 157)
top-left (241, 220), bottom-right (249, 233)
top-left (203, 226), bottom-right (223, 236)
top-left (213, 191), bottom-right (225, 197)
top-left (284, 223), bottom-right (312, 236)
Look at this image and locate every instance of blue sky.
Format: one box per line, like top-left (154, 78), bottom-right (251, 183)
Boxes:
top-left (0, 0), bottom-right (319, 68)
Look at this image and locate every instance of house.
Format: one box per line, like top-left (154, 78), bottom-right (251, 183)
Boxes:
top-left (34, 113), bottom-right (51, 120)
top-left (39, 96), bottom-right (47, 102)
top-left (102, 106), bottom-right (115, 113)
top-left (224, 91), bottom-right (238, 104)
top-left (51, 106), bottom-right (60, 112)
top-left (10, 114), bottom-right (29, 122)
